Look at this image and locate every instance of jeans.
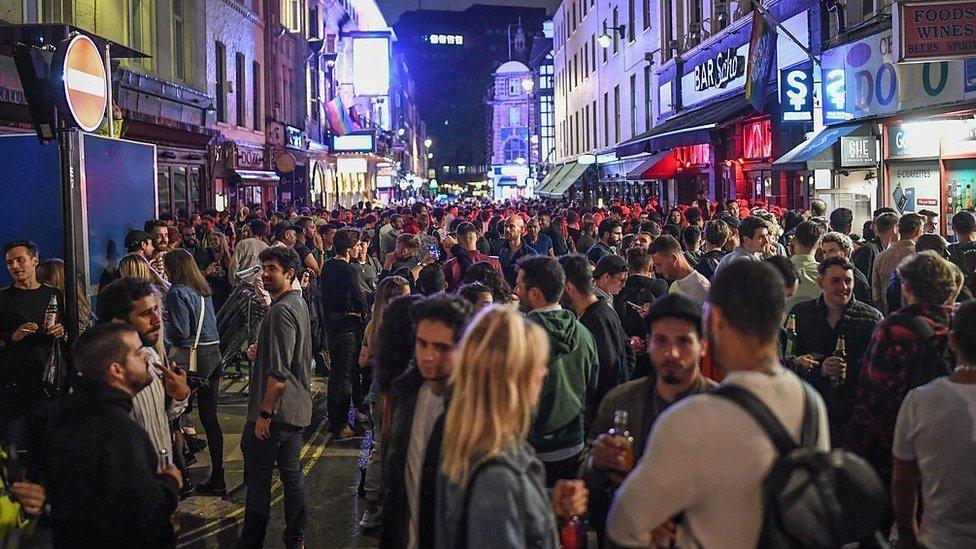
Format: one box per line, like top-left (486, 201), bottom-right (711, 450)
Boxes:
top-left (327, 330), bottom-right (360, 433)
top-left (239, 422), bottom-right (307, 549)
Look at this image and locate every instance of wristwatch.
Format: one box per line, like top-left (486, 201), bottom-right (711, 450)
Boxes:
top-left (259, 410), bottom-right (274, 420)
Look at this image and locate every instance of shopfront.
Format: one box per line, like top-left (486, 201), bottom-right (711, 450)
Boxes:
top-left (223, 142), bottom-right (279, 209)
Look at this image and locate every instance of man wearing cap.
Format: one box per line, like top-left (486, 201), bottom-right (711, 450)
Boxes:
top-left (125, 229), bottom-right (155, 262)
top-left (583, 294), bottom-right (715, 545)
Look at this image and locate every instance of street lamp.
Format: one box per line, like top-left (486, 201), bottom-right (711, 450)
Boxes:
top-left (424, 138), bottom-right (433, 148)
top-left (427, 152), bottom-right (433, 159)
top-left (598, 22), bottom-right (626, 49)
top-left (521, 76), bottom-right (534, 93)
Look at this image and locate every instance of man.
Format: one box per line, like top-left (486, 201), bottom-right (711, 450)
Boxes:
top-left (272, 222), bottom-right (298, 249)
top-left (850, 251), bottom-right (961, 489)
top-left (560, 255), bottom-right (634, 418)
top-left (145, 220), bottom-right (172, 256)
top-left (820, 231), bottom-right (872, 305)
top-left (319, 228), bottom-right (367, 438)
top-left (441, 222), bottom-right (503, 291)
top-left (592, 254), bottom-right (629, 303)
top-left (0, 240), bottom-right (64, 427)
top-left (829, 207), bottom-right (854, 235)
top-left (948, 210), bottom-right (976, 272)
top-left (615, 247), bottom-right (668, 345)
top-left (525, 217), bottom-right (555, 257)
top-left (95, 278), bottom-right (190, 472)
top-left (125, 229), bottom-right (155, 261)
top-left (629, 231), bottom-right (654, 251)
top-left (789, 257), bottom-right (881, 447)
top-left (576, 219), bottom-right (598, 255)
top-left (586, 219), bottom-right (623, 265)
top-left (712, 216), bottom-right (770, 277)
top-left (516, 256), bottom-right (598, 484)
top-left (681, 226), bottom-right (703, 266)
top-left (543, 215), bottom-right (571, 256)
top-left (786, 220), bottom-right (826, 309)
top-left (180, 226), bottom-right (213, 272)
top-left (381, 295), bottom-right (471, 549)
top-left (498, 214), bottom-right (538, 287)
top-left (892, 300), bottom-right (976, 549)
top-left (231, 219), bottom-right (270, 285)
top-left (607, 260), bottom-right (830, 547)
top-left (852, 210), bottom-right (898, 295)
top-left (240, 246), bottom-right (313, 549)
top-left (810, 198), bottom-right (828, 220)
top-left (872, 213), bottom-right (922, 312)
top-left (649, 235), bottom-right (710, 307)
top-left (42, 323), bottom-right (182, 547)
top-left (585, 294), bottom-right (715, 543)
top-left (694, 219), bottom-right (730, 280)
top-left (379, 213), bottom-right (404, 258)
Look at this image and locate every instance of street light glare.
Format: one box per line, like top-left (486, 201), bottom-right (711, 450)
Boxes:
top-left (424, 138), bottom-right (433, 147)
top-left (598, 32), bottom-right (612, 49)
top-left (521, 76), bottom-right (534, 93)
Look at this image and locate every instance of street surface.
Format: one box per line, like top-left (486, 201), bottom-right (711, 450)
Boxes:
top-left (175, 375), bottom-right (378, 548)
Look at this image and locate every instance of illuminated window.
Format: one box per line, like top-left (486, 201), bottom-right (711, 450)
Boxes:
top-left (509, 106), bottom-right (521, 126)
top-left (446, 35), bottom-right (456, 44)
top-left (743, 119), bottom-right (772, 159)
top-left (456, 35), bottom-right (464, 45)
top-left (504, 139), bottom-right (527, 163)
top-left (282, 0), bottom-right (304, 32)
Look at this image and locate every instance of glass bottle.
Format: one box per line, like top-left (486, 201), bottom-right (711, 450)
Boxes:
top-left (784, 313), bottom-right (797, 360)
top-left (609, 409), bottom-right (635, 471)
top-left (831, 334), bottom-right (847, 389)
top-left (43, 294), bottom-right (58, 330)
top-left (560, 515), bottom-right (584, 549)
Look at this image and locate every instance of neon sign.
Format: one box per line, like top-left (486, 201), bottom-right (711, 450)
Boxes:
top-left (694, 48), bottom-right (746, 92)
top-left (743, 119), bottom-right (772, 159)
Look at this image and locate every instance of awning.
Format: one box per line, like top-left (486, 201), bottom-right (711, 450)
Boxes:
top-left (232, 170), bottom-right (281, 186)
top-left (626, 150), bottom-right (678, 180)
top-left (545, 162), bottom-right (591, 197)
top-left (535, 162), bottom-right (572, 195)
top-left (772, 123), bottom-right (874, 171)
top-left (616, 94), bottom-right (755, 157)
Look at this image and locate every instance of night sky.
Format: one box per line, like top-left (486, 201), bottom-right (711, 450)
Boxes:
top-left (376, 0), bottom-right (559, 24)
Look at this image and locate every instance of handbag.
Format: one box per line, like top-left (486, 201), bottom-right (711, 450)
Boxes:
top-left (41, 339), bottom-right (65, 398)
top-left (170, 295), bottom-right (208, 386)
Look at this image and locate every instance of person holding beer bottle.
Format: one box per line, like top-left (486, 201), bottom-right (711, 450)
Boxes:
top-left (583, 294), bottom-right (715, 546)
top-left (788, 257), bottom-right (880, 447)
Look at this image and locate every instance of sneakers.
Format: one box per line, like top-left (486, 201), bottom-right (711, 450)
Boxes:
top-left (358, 507), bottom-right (382, 529)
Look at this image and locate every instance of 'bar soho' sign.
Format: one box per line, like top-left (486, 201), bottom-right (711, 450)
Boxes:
top-left (694, 48), bottom-right (746, 92)
top-left (893, 0), bottom-right (976, 62)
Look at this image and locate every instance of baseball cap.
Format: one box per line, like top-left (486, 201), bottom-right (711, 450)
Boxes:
top-left (124, 229), bottom-right (152, 251)
top-left (644, 293), bottom-right (702, 335)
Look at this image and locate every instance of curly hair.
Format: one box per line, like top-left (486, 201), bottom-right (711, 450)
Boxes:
top-left (460, 261), bottom-right (512, 303)
top-left (898, 251), bottom-right (961, 306)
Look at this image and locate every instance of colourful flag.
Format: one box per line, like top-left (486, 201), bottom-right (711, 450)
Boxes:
top-left (744, 9), bottom-right (777, 113)
top-left (325, 94), bottom-right (359, 135)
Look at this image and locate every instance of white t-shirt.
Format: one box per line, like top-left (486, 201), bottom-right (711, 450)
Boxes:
top-left (669, 270), bottom-right (711, 307)
top-left (404, 382), bottom-right (445, 549)
top-left (893, 377), bottom-right (976, 549)
top-left (607, 367), bottom-right (830, 549)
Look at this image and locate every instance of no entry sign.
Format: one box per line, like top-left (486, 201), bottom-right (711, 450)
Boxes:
top-left (54, 34), bottom-right (107, 132)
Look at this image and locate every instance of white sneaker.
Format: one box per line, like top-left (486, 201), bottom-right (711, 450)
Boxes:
top-left (359, 507), bottom-right (382, 529)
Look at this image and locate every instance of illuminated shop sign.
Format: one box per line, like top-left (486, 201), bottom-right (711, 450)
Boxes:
top-left (893, 0), bottom-right (976, 63)
top-left (839, 136), bottom-right (878, 167)
top-left (694, 48), bottom-right (746, 92)
top-left (780, 67), bottom-right (814, 122)
top-left (743, 119), bottom-right (772, 160)
top-left (820, 30), bottom-right (976, 124)
top-left (332, 133), bottom-right (375, 152)
top-left (353, 36), bottom-right (391, 96)
top-left (426, 34), bottom-right (464, 46)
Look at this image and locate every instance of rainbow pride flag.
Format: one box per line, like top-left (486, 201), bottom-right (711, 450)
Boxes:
top-left (325, 94), bottom-right (358, 135)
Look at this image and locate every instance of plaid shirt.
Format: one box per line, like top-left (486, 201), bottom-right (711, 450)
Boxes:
top-left (848, 303), bottom-right (951, 482)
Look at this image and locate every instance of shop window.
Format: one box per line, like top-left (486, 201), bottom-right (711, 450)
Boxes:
top-left (743, 119), bottom-right (772, 160)
top-left (157, 169), bottom-right (171, 215)
top-left (173, 166), bottom-right (188, 219)
top-left (674, 144), bottom-right (710, 166)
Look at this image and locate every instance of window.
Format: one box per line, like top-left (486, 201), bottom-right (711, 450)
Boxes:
top-left (571, 2), bottom-right (577, 32)
top-left (613, 7), bottom-right (620, 53)
top-left (236, 53), bottom-right (246, 126)
top-left (689, 0), bottom-right (704, 46)
top-left (282, 0), bottom-right (303, 33)
top-left (504, 139), bottom-right (527, 163)
top-left (847, 0), bottom-right (878, 27)
top-left (662, 0), bottom-right (675, 61)
top-left (583, 104), bottom-right (589, 151)
top-left (603, 92), bottom-right (609, 147)
top-left (458, 165), bottom-right (467, 174)
top-left (591, 34), bottom-right (596, 73)
top-left (509, 106), bottom-right (521, 126)
top-left (583, 45), bottom-right (588, 77)
top-left (628, 0), bottom-right (636, 42)
top-left (509, 78), bottom-right (522, 95)
top-left (215, 42), bottom-right (227, 123)
top-left (253, 62), bottom-right (263, 130)
top-left (643, 0), bottom-right (651, 30)
top-left (592, 100), bottom-right (598, 149)
top-left (172, 0), bottom-right (185, 79)
top-left (129, 0), bottom-right (153, 63)
top-left (630, 74), bottom-right (637, 138)
top-left (614, 85), bottom-right (621, 143)
top-left (644, 65), bottom-right (653, 132)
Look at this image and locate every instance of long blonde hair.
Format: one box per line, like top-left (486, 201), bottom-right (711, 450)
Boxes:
top-left (441, 305), bottom-right (549, 484)
top-left (118, 254), bottom-right (168, 289)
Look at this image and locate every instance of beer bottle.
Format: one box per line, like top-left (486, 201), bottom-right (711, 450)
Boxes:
top-left (560, 516), bottom-right (584, 549)
top-left (609, 410), bottom-right (635, 471)
top-left (784, 313), bottom-right (797, 359)
top-left (43, 294), bottom-right (58, 330)
top-left (831, 334), bottom-right (847, 388)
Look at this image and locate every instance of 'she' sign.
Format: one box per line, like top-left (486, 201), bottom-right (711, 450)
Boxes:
top-left (894, 0), bottom-right (976, 62)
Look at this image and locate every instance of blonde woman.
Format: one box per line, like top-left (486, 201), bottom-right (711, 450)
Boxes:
top-left (118, 253), bottom-right (170, 291)
top-left (437, 306), bottom-right (588, 549)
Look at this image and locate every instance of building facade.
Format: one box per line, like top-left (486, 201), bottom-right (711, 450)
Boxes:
top-left (487, 60), bottom-right (537, 200)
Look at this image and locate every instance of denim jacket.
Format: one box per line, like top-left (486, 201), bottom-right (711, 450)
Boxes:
top-left (436, 442), bottom-right (559, 549)
top-left (164, 284), bottom-right (220, 348)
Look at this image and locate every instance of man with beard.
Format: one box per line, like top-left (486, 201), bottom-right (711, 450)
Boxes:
top-left (42, 323), bottom-right (183, 547)
top-left (584, 294), bottom-right (715, 544)
top-left (586, 219), bottom-right (623, 265)
top-left (239, 246), bottom-right (312, 549)
top-left (381, 295), bottom-right (471, 549)
top-left (608, 260), bottom-right (829, 548)
top-left (498, 215), bottom-right (538, 288)
top-left (96, 278), bottom-right (190, 472)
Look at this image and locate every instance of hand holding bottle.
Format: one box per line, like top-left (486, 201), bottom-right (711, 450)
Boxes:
top-left (820, 356), bottom-right (846, 378)
top-left (591, 433), bottom-right (633, 478)
top-left (551, 479), bottom-right (588, 520)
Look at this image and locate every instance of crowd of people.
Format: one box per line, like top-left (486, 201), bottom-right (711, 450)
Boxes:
top-left (1, 194), bottom-right (975, 548)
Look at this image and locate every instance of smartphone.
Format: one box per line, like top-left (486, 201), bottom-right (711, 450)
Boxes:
top-left (427, 244), bottom-right (441, 261)
top-left (626, 301), bottom-right (644, 310)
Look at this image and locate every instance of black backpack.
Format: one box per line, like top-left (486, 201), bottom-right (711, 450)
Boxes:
top-left (714, 383), bottom-right (885, 548)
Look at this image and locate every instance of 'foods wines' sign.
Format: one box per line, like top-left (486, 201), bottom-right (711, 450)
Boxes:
top-left (894, 0), bottom-right (976, 62)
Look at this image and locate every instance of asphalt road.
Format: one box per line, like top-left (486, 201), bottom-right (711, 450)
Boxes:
top-left (176, 375), bottom-right (380, 548)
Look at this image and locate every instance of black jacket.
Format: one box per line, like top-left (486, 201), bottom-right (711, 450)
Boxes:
top-left (380, 368), bottom-right (445, 549)
top-left (789, 297), bottom-right (881, 447)
top-left (41, 376), bottom-right (179, 548)
top-left (543, 225), bottom-right (570, 256)
top-left (614, 275), bottom-right (667, 338)
top-left (579, 299), bottom-right (635, 422)
top-left (694, 249), bottom-right (727, 280)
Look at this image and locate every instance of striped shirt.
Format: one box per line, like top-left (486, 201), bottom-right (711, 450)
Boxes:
top-left (131, 346), bottom-right (187, 455)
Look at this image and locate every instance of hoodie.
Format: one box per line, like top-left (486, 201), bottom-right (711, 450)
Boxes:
top-left (526, 308), bottom-right (599, 457)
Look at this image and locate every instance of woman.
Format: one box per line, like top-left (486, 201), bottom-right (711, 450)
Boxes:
top-left (162, 249), bottom-right (225, 496)
top-left (460, 261), bottom-right (513, 304)
top-left (437, 306), bottom-right (586, 549)
top-left (37, 259), bottom-right (93, 332)
top-left (357, 277), bottom-right (412, 529)
top-left (118, 253), bottom-right (169, 291)
top-left (205, 231), bottom-right (233, 310)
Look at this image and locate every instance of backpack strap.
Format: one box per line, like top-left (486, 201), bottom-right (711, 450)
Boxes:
top-left (798, 382), bottom-right (820, 449)
top-left (713, 385), bottom-right (798, 455)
